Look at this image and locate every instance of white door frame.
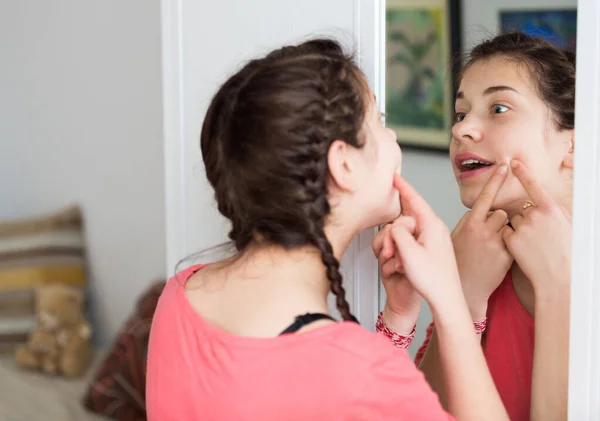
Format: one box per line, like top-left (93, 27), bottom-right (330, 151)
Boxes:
top-left (348, 0), bottom-right (386, 331)
top-left (568, 0), bottom-right (600, 417)
top-left (161, 0), bottom-right (384, 329)
top-left (161, 0), bottom-right (186, 276)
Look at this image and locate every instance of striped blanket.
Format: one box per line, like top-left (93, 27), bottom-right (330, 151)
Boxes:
top-left (0, 205), bottom-right (87, 352)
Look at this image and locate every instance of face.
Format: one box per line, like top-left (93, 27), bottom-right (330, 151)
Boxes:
top-left (353, 94), bottom-right (403, 228)
top-left (450, 57), bottom-right (573, 214)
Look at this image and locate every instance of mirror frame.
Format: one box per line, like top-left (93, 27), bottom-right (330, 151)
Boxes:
top-left (568, 0), bottom-right (600, 417)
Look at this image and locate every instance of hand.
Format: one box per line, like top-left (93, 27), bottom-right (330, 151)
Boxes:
top-left (502, 160), bottom-right (572, 297)
top-left (388, 174), bottom-right (463, 310)
top-left (452, 165), bottom-right (513, 320)
top-left (373, 218), bottom-right (421, 334)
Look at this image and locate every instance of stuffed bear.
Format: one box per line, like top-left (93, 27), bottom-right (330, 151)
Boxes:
top-left (15, 284), bottom-right (93, 378)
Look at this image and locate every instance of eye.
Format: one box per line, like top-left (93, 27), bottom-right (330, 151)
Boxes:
top-left (454, 112), bottom-right (466, 123)
top-left (492, 104), bottom-right (509, 114)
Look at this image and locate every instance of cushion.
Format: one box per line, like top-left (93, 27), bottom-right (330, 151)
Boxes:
top-left (0, 205), bottom-right (86, 352)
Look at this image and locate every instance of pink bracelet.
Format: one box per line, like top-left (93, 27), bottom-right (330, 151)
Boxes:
top-left (375, 311), bottom-right (416, 349)
top-left (473, 318), bottom-right (487, 335)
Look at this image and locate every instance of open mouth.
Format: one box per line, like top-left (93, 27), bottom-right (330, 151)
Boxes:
top-left (460, 158), bottom-right (493, 172)
top-left (454, 153), bottom-right (495, 180)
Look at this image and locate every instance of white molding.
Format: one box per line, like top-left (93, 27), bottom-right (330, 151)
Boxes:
top-left (161, 0), bottom-right (186, 276)
top-left (351, 0), bottom-right (385, 331)
top-left (568, 0), bottom-right (600, 418)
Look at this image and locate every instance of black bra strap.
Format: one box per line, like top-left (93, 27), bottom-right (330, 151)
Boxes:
top-left (279, 313), bottom-right (336, 335)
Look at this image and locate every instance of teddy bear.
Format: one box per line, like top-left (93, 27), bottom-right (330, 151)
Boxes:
top-left (15, 284), bottom-right (93, 378)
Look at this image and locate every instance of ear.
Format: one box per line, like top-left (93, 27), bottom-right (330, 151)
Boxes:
top-left (562, 130), bottom-right (575, 169)
top-left (327, 140), bottom-right (357, 192)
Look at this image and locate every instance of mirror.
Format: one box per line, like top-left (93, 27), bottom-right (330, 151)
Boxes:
top-left (381, 0), bottom-right (579, 418)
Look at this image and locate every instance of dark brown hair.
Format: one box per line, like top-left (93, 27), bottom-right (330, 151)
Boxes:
top-left (200, 39), bottom-right (369, 321)
top-left (462, 32), bottom-right (576, 131)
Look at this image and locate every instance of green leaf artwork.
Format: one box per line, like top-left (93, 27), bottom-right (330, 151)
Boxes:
top-left (386, 8), bottom-right (446, 130)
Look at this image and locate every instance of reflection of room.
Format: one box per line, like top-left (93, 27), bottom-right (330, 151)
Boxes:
top-left (382, 0), bottom-right (578, 357)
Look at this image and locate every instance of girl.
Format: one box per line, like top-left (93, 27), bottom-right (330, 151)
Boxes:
top-left (146, 39), bottom-right (508, 420)
top-left (376, 32), bottom-right (574, 421)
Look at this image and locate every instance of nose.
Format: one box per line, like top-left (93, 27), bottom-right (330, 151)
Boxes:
top-left (451, 114), bottom-right (483, 145)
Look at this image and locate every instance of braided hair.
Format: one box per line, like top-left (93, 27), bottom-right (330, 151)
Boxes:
top-left (200, 39), bottom-right (368, 321)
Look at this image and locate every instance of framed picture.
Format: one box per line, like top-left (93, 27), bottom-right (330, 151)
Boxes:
top-left (500, 9), bottom-right (577, 52)
top-left (385, 0), bottom-right (461, 152)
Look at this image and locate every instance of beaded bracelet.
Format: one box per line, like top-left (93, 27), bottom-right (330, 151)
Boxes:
top-left (473, 318), bottom-right (487, 335)
top-left (375, 311), bottom-right (416, 349)
top-left (376, 311), bottom-right (488, 349)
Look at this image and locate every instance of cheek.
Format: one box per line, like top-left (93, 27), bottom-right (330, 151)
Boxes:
top-left (493, 114), bottom-right (545, 156)
top-left (449, 142), bottom-right (459, 175)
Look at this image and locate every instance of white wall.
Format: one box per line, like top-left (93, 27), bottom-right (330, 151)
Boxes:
top-left (462, 0), bottom-right (578, 51)
top-left (164, 0), bottom-right (368, 268)
top-left (0, 0), bottom-right (166, 345)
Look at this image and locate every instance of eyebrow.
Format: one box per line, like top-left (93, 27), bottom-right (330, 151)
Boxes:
top-left (456, 85), bottom-right (519, 99)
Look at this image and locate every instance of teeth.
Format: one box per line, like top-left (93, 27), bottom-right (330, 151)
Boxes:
top-left (461, 159), bottom-right (489, 166)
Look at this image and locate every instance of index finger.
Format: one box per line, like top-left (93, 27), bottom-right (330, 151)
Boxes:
top-left (471, 164), bottom-right (509, 220)
top-left (373, 223), bottom-right (398, 260)
top-left (393, 174), bottom-right (436, 223)
top-left (510, 160), bottom-right (553, 208)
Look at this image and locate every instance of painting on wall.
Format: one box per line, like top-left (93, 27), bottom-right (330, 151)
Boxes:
top-left (385, 0), bottom-right (461, 152)
top-left (500, 9), bottom-right (577, 52)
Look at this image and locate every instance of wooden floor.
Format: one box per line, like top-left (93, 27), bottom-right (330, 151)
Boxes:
top-left (0, 350), bottom-right (110, 421)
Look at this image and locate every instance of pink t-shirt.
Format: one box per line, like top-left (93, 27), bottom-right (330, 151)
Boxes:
top-left (147, 265), bottom-right (454, 421)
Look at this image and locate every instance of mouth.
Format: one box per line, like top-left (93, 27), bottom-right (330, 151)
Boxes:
top-left (454, 153), bottom-right (495, 179)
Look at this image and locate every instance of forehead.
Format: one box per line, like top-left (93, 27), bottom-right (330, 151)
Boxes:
top-left (458, 56), bottom-right (536, 98)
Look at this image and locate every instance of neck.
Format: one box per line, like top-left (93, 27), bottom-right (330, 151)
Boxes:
top-left (233, 240), bottom-right (350, 305)
top-left (209, 219), bottom-right (361, 321)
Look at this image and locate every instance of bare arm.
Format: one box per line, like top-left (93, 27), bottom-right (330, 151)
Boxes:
top-left (529, 288), bottom-right (570, 420)
top-left (417, 306), bottom-right (485, 411)
top-left (415, 165), bottom-right (511, 411)
top-left (501, 160), bottom-right (572, 421)
top-left (389, 174), bottom-right (508, 421)
top-left (417, 328), bottom-right (448, 408)
top-left (429, 295), bottom-right (502, 421)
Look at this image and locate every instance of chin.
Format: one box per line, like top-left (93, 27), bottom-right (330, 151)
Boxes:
top-left (460, 188), bottom-right (524, 214)
top-left (383, 202), bottom-right (402, 224)
top-left (369, 203), bottom-right (401, 227)
top-left (459, 190), bottom-right (478, 210)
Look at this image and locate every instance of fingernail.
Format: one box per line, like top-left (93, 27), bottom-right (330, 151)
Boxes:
top-left (498, 164), bottom-right (508, 174)
top-left (511, 160), bottom-right (519, 168)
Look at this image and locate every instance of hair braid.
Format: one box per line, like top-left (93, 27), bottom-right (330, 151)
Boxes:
top-left (201, 38), bottom-right (367, 321)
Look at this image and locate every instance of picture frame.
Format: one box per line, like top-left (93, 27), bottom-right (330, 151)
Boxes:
top-left (499, 8), bottom-right (577, 52)
top-left (385, 0), bottom-right (461, 153)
